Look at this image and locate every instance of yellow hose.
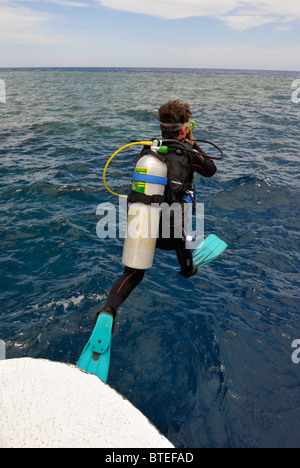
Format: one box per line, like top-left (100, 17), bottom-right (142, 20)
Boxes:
top-left (103, 141), bottom-right (153, 198)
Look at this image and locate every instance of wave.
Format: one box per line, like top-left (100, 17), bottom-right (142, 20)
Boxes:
top-left (121, 109), bottom-right (157, 122)
top-left (0, 179), bottom-right (102, 202)
top-left (210, 175), bottom-right (298, 208)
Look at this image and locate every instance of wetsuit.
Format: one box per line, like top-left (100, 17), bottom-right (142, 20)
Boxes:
top-left (100, 142), bottom-right (216, 315)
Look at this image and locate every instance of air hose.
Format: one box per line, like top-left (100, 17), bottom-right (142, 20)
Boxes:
top-left (103, 141), bottom-right (153, 198)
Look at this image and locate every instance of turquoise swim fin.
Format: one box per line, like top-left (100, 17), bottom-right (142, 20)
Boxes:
top-left (193, 234), bottom-right (227, 270)
top-left (77, 313), bottom-right (113, 383)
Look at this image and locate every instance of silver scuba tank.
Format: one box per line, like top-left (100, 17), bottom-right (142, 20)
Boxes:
top-left (122, 141), bottom-right (168, 270)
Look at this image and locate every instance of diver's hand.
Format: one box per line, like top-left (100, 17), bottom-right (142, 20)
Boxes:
top-left (184, 130), bottom-right (195, 146)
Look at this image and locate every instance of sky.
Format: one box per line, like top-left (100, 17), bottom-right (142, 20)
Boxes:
top-left (0, 0), bottom-right (299, 70)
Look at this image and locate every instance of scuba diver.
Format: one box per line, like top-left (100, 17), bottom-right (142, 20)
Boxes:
top-left (77, 99), bottom-right (227, 382)
top-left (93, 100), bottom-right (217, 330)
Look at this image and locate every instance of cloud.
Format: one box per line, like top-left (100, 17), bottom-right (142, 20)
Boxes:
top-left (0, 3), bottom-right (48, 30)
top-left (276, 25), bottom-right (292, 31)
top-left (221, 14), bottom-right (277, 31)
top-left (98, 0), bottom-right (237, 20)
top-left (0, 0), bottom-right (89, 6)
top-left (43, 0), bottom-right (89, 6)
top-left (0, 2), bottom-right (77, 46)
top-left (98, 0), bottom-right (300, 29)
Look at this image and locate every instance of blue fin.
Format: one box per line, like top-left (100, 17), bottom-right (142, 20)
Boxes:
top-left (193, 234), bottom-right (227, 270)
top-left (77, 313), bottom-right (113, 383)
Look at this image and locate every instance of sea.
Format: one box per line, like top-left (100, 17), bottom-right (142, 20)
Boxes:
top-left (0, 67), bottom-right (299, 448)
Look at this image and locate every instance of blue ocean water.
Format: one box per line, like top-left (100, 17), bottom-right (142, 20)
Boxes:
top-left (0, 68), bottom-right (300, 448)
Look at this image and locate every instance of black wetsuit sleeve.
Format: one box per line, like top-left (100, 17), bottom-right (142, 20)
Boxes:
top-left (190, 143), bottom-right (217, 178)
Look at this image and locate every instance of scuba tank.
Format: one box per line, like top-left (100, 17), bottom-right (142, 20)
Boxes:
top-left (122, 140), bottom-right (168, 270)
top-left (102, 135), bottom-right (224, 271)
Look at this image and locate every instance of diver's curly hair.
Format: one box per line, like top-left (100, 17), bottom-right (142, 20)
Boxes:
top-left (159, 100), bottom-right (192, 138)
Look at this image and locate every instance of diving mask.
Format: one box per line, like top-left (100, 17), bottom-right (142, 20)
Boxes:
top-left (185, 120), bottom-right (195, 131)
top-left (159, 120), bottom-right (195, 131)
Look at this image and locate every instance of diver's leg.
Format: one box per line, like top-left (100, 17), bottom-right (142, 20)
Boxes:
top-left (93, 267), bottom-right (146, 329)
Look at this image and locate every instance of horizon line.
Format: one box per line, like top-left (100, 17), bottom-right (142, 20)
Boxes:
top-left (0, 66), bottom-right (299, 73)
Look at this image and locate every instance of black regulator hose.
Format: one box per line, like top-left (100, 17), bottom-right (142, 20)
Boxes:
top-left (193, 139), bottom-right (224, 160)
top-left (130, 138), bottom-right (224, 160)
